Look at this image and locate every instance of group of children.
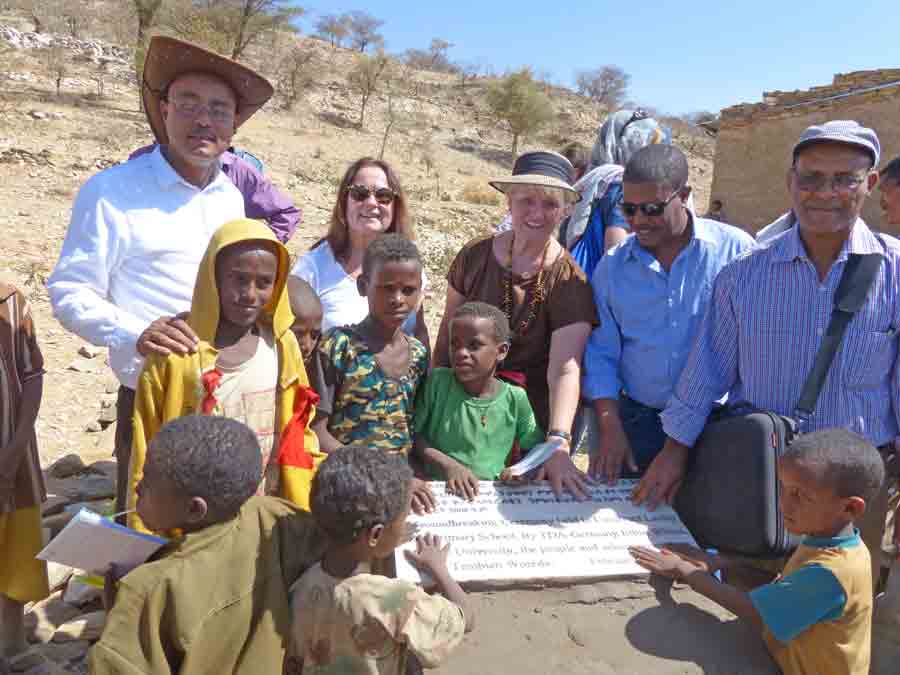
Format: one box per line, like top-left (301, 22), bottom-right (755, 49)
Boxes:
top-left (0, 217), bottom-right (892, 674)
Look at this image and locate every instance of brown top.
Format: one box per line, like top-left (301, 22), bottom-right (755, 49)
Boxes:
top-left (447, 235), bottom-right (597, 430)
top-left (0, 284), bottom-right (45, 512)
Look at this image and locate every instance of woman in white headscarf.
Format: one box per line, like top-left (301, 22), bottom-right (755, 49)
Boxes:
top-left (564, 110), bottom-right (679, 278)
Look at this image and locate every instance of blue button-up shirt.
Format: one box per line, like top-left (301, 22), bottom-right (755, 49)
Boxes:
top-left (582, 216), bottom-right (756, 409)
top-left (662, 220), bottom-right (900, 447)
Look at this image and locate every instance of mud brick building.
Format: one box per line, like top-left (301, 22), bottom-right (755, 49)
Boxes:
top-left (711, 69), bottom-right (900, 234)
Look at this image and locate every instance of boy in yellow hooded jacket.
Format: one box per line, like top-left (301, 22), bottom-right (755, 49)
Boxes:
top-left (127, 219), bottom-right (323, 532)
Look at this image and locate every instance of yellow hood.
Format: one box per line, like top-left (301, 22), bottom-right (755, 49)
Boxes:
top-left (189, 219), bottom-right (293, 342)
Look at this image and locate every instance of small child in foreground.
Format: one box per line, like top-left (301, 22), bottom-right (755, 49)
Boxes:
top-left (90, 415), bottom-right (324, 675)
top-left (630, 429), bottom-right (885, 675)
top-left (309, 234), bottom-right (434, 513)
top-left (287, 445), bottom-right (471, 675)
top-left (0, 284), bottom-right (48, 663)
top-left (414, 302), bottom-right (544, 500)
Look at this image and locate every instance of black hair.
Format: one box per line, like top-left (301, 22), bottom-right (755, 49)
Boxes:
top-left (782, 429), bottom-right (884, 502)
top-left (287, 276), bottom-right (323, 317)
top-left (361, 233), bottom-right (422, 279)
top-left (310, 445), bottom-right (413, 545)
top-left (881, 156), bottom-right (900, 185)
top-left (622, 144), bottom-right (689, 192)
top-left (452, 301), bottom-right (511, 344)
top-left (146, 415), bottom-right (262, 521)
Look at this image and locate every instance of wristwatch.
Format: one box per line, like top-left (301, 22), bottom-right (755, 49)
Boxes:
top-left (546, 430), bottom-right (572, 442)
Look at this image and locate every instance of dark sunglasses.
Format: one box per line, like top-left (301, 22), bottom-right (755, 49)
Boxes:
top-left (620, 189), bottom-right (680, 218)
top-left (347, 184), bottom-right (396, 205)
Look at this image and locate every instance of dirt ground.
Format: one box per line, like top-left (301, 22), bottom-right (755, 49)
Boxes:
top-left (0, 26), bottom-right (772, 675)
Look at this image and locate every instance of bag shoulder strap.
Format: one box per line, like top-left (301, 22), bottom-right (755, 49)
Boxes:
top-left (794, 252), bottom-right (883, 421)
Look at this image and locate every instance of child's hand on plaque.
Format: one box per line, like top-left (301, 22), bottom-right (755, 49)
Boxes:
top-left (404, 533), bottom-right (451, 577)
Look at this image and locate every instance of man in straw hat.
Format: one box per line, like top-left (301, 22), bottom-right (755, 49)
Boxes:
top-left (48, 36), bottom-right (274, 517)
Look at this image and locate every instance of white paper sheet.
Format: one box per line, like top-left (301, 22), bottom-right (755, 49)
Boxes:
top-left (37, 509), bottom-right (168, 575)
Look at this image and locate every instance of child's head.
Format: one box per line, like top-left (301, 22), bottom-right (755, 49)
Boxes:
top-left (778, 429), bottom-right (884, 537)
top-left (215, 239), bottom-right (280, 332)
top-left (449, 302), bottom-right (510, 385)
top-left (310, 445), bottom-right (413, 559)
top-left (358, 234), bottom-right (422, 331)
top-left (287, 277), bottom-right (323, 361)
top-left (136, 415), bottom-right (263, 533)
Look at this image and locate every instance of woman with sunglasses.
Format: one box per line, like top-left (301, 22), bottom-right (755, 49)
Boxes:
top-left (433, 151), bottom-right (597, 500)
top-left (290, 157), bottom-right (429, 346)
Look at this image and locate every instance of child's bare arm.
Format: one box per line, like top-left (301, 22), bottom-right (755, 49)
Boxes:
top-left (0, 375), bottom-right (42, 497)
top-left (415, 434), bottom-right (479, 502)
top-left (311, 415), bottom-right (342, 453)
top-left (629, 546), bottom-right (763, 631)
top-left (405, 534), bottom-right (474, 632)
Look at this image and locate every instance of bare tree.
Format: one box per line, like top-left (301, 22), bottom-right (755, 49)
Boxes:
top-left (346, 11), bottom-right (384, 53)
top-left (315, 13), bottom-right (349, 48)
top-left (347, 50), bottom-right (389, 129)
top-left (575, 65), bottom-right (630, 109)
top-left (277, 44), bottom-right (316, 110)
top-left (45, 46), bottom-right (67, 96)
top-left (486, 68), bottom-right (554, 155)
top-left (458, 61), bottom-right (480, 90)
top-left (428, 37), bottom-right (453, 70)
top-left (91, 60), bottom-right (110, 98)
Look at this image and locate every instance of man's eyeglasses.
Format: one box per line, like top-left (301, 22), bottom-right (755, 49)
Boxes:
top-left (165, 97), bottom-right (236, 124)
top-left (791, 169), bottom-right (869, 193)
top-left (620, 189), bottom-right (680, 218)
top-left (347, 184), bottom-right (396, 205)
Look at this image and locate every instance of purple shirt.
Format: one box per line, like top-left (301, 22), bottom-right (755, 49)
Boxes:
top-left (128, 144), bottom-right (301, 243)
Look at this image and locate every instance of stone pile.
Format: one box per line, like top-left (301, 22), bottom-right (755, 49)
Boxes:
top-left (0, 26), bottom-right (129, 65)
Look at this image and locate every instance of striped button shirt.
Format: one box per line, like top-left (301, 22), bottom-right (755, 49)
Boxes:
top-left (661, 220), bottom-right (900, 447)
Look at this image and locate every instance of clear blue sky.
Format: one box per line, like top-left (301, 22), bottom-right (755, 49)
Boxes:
top-left (303, 1), bottom-right (899, 115)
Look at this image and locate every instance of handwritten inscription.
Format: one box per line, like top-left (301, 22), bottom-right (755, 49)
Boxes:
top-left (396, 480), bottom-right (696, 583)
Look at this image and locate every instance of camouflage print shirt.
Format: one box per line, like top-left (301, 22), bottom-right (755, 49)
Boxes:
top-left (313, 326), bottom-right (428, 454)
top-left (288, 563), bottom-right (466, 675)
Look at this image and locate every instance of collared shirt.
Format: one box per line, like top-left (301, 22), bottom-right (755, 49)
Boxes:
top-left (48, 146), bottom-right (244, 389)
top-left (662, 220), bottom-right (900, 447)
top-left (582, 216), bottom-right (755, 409)
top-left (129, 144), bottom-right (301, 242)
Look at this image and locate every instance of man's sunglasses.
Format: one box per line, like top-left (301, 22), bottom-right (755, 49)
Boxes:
top-left (346, 184), bottom-right (396, 205)
top-left (620, 189), bottom-right (681, 218)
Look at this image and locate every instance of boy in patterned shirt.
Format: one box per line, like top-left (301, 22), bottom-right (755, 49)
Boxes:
top-left (309, 234), bottom-right (435, 514)
top-left (287, 445), bottom-right (472, 675)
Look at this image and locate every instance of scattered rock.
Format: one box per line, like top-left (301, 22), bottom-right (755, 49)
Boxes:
top-left (52, 611), bottom-right (105, 643)
top-left (66, 359), bottom-right (101, 374)
top-left (566, 622), bottom-right (588, 647)
top-left (28, 111), bottom-right (47, 120)
top-left (62, 578), bottom-right (102, 608)
top-left (97, 396), bottom-right (116, 425)
top-left (7, 649), bottom-right (44, 672)
top-left (77, 345), bottom-right (101, 359)
top-left (45, 563), bottom-right (75, 592)
top-left (47, 455), bottom-right (86, 479)
top-left (24, 591), bottom-right (82, 644)
top-left (83, 421), bottom-right (102, 433)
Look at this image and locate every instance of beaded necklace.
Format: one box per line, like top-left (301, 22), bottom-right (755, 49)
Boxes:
top-left (502, 233), bottom-right (551, 338)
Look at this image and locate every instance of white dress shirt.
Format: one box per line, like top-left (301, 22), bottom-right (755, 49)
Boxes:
top-left (48, 146), bottom-right (244, 389)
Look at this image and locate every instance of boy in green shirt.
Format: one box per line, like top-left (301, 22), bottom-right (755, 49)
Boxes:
top-left (414, 302), bottom-right (544, 500)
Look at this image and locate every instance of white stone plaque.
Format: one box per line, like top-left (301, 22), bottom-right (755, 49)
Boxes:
top-left (396, 480), bottom-right (697, 584)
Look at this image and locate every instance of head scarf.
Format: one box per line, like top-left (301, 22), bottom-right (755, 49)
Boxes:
top-left (590, 109), bottom-right (671, 169)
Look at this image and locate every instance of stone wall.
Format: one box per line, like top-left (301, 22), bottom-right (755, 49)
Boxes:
top-left (710, 70), bottom-right (900, 233)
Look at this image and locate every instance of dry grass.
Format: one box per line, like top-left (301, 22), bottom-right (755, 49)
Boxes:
top-left (460, 180), bottom-right (502, 206)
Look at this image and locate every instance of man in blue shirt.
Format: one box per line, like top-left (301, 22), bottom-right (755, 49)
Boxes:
top-left (582, 145), bottom-right (755, 483)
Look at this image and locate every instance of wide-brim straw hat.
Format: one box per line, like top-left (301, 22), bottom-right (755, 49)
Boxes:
top-left (489, 151), bottom-right (581, 203)
top-left (141, 36), bottom-right (274, 145)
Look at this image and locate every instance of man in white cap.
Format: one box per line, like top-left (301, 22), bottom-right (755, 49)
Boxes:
top-left (639, 120), bottom-right (899, 575)
top-left (47, 37), bottom-right (274, 515)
